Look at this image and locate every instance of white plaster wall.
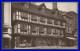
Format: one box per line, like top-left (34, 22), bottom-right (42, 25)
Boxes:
top-left (4, 2), bottom-right (11, 27)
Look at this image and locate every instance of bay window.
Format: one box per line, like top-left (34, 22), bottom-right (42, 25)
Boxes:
top-left (40, 17), bottom-right (46, 23)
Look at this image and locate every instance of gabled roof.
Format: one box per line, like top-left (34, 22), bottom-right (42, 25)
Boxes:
top-left (39, 3), bottom-right (46, 9)
top-left (12, 3), bottom-right (66, 22)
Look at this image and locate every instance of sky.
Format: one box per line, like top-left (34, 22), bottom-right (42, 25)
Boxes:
top-left (34, 2), bottom-right (78, 13)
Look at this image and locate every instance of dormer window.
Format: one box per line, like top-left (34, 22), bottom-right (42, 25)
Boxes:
top-left (39, 3), bottom-right (46, 13)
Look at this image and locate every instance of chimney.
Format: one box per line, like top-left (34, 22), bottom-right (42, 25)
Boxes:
top-left (52, 2), bottom-right (58, 10)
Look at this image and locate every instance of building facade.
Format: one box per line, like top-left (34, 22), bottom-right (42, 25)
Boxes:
top-left (11, 3), bottom-right (66, 48)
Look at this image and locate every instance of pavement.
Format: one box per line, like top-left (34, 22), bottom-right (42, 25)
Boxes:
top-left (15, 46), bottom-right (78, 49)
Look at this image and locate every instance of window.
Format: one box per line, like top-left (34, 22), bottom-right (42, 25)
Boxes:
top-left (39, 26), bottom-right (45, 34)
top-left (47, 28), bottom-right (52, 34)
top-left (18, 24), bottom-right (20, 33)
top-left (57, 29), bottom-right (60, 35)
top-left (40, 17), bottom-right (45, 23)
top-left (15, 11), bottom-right (22, 20)
top-left (14, 24), bottom-right (18, 33)
top-left (41, 7), bottom-right (45, 12)
top-left (31, 25), bottom-right (37, 33)
top-left (55, 29), bottom-right (58, 34)
top-left (61, 22), bottom-right (65, 26)
top-left (47, 19), bottom-right (52, 24)
top-left (31, 14), bottom-right (37, 21)
top-left (54, 20), bottom-right (58, 25)
top-left (13, 12), bottom-right (16, 21)
top-left (58, 21), bottom-right (60, 25)
top-left (21, 12), bottom-right (28, 21)
top-left (60, 30), bottom-right (64, 35)
top-left (53, 29), bottom-right (55, 33)
top-left (15, 11), bottom-right (19, 20)
top-left (53, 29), bottom-right (58, 36)
top-left (16, 11), bottom-right (19, 15)
top-left (19, 38), bottom-right (26, 47)
top-left (20, 24), bottom-right (28, 32)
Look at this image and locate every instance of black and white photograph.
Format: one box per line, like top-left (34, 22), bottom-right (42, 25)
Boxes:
top-left (2, 2), bottom-right (78, 49)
